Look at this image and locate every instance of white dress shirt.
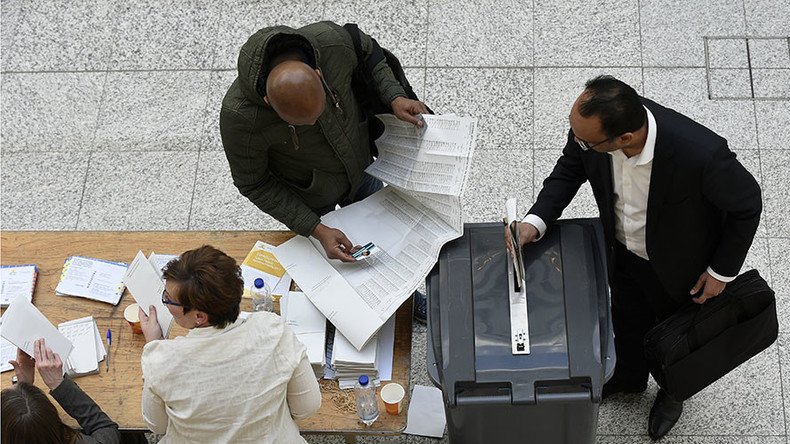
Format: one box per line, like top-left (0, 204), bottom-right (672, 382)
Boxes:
top-left (141, 312), bottom-right (321, 443)
top-left (524, 106), bottom-right (734, 282)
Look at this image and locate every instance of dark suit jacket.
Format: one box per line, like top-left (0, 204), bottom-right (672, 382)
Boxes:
top-left (529, 97), bottom-right (762, 299)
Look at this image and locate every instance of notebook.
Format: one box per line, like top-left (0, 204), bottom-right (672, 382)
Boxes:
top-left (1, 264), bottom-right (38, 307)
top-left (55, 256), bottom-right (128, 305)
top-left (58, 316), bottom-right (106, 377)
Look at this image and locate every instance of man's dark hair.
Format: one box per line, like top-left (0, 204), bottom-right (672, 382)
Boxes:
top-left (579, 75), bottom-right (646, 139)
top-left (163, 245), bottom-right (243, 329)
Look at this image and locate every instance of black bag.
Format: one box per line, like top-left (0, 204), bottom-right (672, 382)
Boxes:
top-left (643, 269), bottom-right (778, 401)
top-left (343, 23), bottom-right (433, 156)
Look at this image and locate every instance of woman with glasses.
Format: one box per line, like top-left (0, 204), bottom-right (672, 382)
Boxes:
top-left (138, 245), bottom-right (320, 443)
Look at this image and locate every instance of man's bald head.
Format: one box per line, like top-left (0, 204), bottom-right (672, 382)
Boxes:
top-left (265, 60), bottom-right (325, 126)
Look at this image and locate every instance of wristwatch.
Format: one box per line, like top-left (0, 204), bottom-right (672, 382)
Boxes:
top-left (11, 375), bottom-right (18, 384)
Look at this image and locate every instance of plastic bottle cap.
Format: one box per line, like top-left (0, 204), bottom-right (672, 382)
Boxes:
top-left (254, 278), bottom-right (265, 289)
top-left (358, 375), bottom-right (369, 386)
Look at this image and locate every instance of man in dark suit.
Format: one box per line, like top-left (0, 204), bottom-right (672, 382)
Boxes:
top-left (507, 75), bottom-right (761, 440)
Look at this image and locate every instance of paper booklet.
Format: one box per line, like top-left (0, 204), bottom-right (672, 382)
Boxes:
top-left (241, 241), bottom-right (292, 299)
top-left (55, 256), bottom-right (127, 305)
top-left (1, 297), bottom-right (73, 366)
top-left (58, 316), bottom-right (106, 377)
top-left (1, 264), bottom-right (38, 307)
top-left (122, 251), bottom-right (174, 338)
top-left (274, 113), bottom-right (477, 350)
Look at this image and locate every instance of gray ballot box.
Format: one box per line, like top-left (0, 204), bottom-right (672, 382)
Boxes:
top-left (426, 219), bottom-right (616, 444)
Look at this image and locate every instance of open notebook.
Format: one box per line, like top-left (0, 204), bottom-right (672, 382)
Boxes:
top-left (56, 257), bottom-right (127, 305)
top-left (1, 264), bottom-right (38, 307)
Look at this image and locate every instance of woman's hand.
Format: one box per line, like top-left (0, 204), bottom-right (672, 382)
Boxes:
top-left (139, 305), bottom-right (164, 343)
top-left (33, 339), bottom-right (64, 390)
top-left (9, 348), bottom-right (35, 384)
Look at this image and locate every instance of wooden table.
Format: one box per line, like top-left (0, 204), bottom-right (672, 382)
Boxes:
top-left (0, 231), bottom-right (412, 439)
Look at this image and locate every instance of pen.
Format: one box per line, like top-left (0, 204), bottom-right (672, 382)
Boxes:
top-left (106, 328), bottom-right (111, 372)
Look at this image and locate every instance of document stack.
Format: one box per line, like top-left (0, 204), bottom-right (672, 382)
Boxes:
top-left (1, 264), bottom-right (38, 307)
top-left (58, 316), bottom-right (107, 377)
top-left (330, 315), bottom-right (397, 389)
top-left (56, 256), bottom-right (128, 305)
top-left (281, 291), bottom-right (326, 379)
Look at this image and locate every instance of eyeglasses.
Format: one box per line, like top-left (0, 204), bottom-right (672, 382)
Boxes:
top-left (574, 134), bottom-right (611, 151)
top-left (161, 288), bottom-right (183, 307)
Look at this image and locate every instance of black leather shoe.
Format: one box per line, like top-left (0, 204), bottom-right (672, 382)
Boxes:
top-left (648, 389), bottom-right (683, 440)
top-left (413, 291), bottom-right (427, 325)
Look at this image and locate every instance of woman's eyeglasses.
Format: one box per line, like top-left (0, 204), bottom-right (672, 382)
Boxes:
top-left (161, 288), bottom-right (183, 307)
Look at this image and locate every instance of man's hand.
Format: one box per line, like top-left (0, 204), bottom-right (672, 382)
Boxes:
top-left (391, 97), bottom-right (429, 127)
top-left (9, 348), bottom-right (35, 384)
top-left (33, 339), bottom-right (64, 390)
top-left (139, 305), bottom-right (164, 343)
top-left (690, 271), bottom-right (727, 304)
top-left (312, 223), bottom-right (356, 262)
top-left (504, 221), bottom-right (539, 254)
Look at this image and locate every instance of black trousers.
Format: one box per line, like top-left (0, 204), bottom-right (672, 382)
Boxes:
top-left (608, 241), bottom-right (686, 389)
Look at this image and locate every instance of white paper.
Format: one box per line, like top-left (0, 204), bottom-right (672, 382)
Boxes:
top-left (1, 337), bottom-right (16, 372)
top-left (55, 257), bottom-right (127, 305)
top-left (274, 236), bottom-right (382, 350)
top-left (58, 316), bottom-right (102, 375)
top-left (122, 251), bottom-right (173, 337)
top-left (1, 297), bottom-right (73, 362)
top-left (375, 314), bottom-right (396, 381)
top-left (403, 385), bottom-right (447, 438)
top-left (1, 264), bottom-right (37, 307)
top-left (281, 291), bottom-right (326, 367)
top-left (148, 253), bottom-right (178, 277)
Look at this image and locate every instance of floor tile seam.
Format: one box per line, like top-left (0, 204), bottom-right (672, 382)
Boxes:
top-left (774, 331), bottom-right (789, 439)
top-left (636, 0), bottom-right (645, 94)
top-left (185, 150), bottom-right (202, 231)
top-left (73, 151), bottom-right (94, 230)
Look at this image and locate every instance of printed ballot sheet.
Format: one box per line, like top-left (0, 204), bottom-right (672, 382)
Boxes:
top-left (275, 114), bottom-right (478, 350)
top-left (366, 114), bottom-right (477, 197)
top-left (1, 297), bottom-right (73, 362)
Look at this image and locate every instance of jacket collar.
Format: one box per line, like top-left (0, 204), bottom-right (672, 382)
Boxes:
top-left (186, 317), bottom-right (246, 338)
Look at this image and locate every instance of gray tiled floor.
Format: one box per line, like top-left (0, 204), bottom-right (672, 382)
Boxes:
top-left (2, 1), bottom-right (789, 443)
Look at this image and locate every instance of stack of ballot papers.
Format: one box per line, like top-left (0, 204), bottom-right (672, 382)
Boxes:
top-left (58, 316), bottom-right (106, 377)
top-left (329, 314), bottom-right (396, 389)
top-left (241, 241), bottom-right (292, 300)
top-left (280, 291), bottom-right (326, 379)
top-left (1, 297), bottom-right (73, 369)
top-left (56, 256), bottom-right (128, 305)
top-left (122, 251), bottom-right (174, 338)
top-left (1, 264), bottom-right (38, 307)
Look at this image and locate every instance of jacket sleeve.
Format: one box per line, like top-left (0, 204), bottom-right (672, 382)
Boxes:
top-left (527, 130), bottom-right (589, 225)
top-left (702, 143), bottom-right (762, 277)
top-left (352, 27), bottom-right (407, 106)
top-left (220, 107), bottom-right (322, 237)
top-left (49, 377), bottom-right (120, 444)
top-left (286, 354), bottom-right (322, 420)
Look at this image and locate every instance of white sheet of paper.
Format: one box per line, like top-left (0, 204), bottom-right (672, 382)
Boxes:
top-left (403, 385), bottom-right (447, 438)
top-left (1, 337), bottom-right (16, 372)
top-left (58, 317), bottom-right (99, 375)
top-left (148, 253), bottom-right (178, 277)
top-left (282, 291), bottom-right (327, 366)
top-left (122, 251), bottom-right (173, 337)
top-left (274, 236), bottom-right (382, 350)
top-left (375, 314), bottom-right (396, 381)
top-left (1, 297), bottom-right (73, 362)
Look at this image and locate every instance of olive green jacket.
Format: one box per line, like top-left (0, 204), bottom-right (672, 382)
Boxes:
top-left (220, 21), bottom-right (406, 236)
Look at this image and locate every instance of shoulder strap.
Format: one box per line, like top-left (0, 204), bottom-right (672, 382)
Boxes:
top-left (342, 23), bottom-right (385, 74)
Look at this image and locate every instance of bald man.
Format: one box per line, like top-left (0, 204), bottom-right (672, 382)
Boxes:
top-left (221, 22), bottom-right (427, 263)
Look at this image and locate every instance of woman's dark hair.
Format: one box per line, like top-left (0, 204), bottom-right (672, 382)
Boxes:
top-left (163, 245), bottom-right (243, 328)
top-left (2, 383), bottom-right (78, 444)
top-left (579, 75), bottom-right (647, 139)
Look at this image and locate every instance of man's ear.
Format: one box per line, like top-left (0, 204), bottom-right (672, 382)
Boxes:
top-left (619, 132), bottom-right (634, 145)
top-left (314, 68), bottom-right (322, 78)
top-left (263, 96), bottom-right (270, 106)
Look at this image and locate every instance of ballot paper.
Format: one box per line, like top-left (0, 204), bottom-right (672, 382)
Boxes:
top-left (403, 385), bottom-right (447, 438)
top-left (1, 297), bottom-right (73, 362)
top-left (281, 291), bottom-right (326, 378)
top-left (58, 316), bottom-right (106, 377)
top-left (1, 337), bottom-right (16, 372)
top-left (148, 253), bottom-right (178, 277)
top-left (122, 251), bottom-right (173, 337)
top-left (275, 114), bottom-right (477, 350)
